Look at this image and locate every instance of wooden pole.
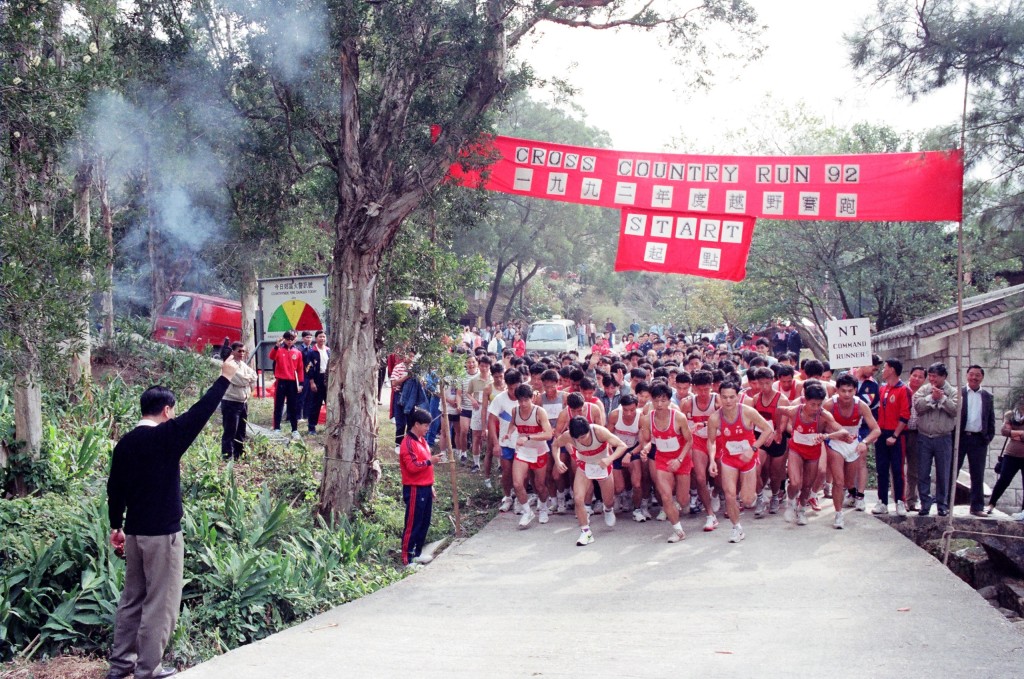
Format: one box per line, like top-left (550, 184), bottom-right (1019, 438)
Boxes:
top-left (438, 375), bottom-right (463, 536)
top-left (944, 70), bottom-right (971, 550)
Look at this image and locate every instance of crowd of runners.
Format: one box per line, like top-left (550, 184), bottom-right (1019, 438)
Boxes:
top-left (389, 328), bottom-right (980, 548)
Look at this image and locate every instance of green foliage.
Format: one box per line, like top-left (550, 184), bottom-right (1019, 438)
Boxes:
top-left (849, 0), bottom-right (1024, 287)
top-left (378, 206), bottom-right (490, 372)
top-left (460, 96), bottom-right (621, 325)
top-left (0, 338), bottom-right (419, 665)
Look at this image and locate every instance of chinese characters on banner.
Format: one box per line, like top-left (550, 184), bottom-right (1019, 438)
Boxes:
top-left (613, 211), bottom-right (756, 281)
top-left (445, 133), bottom-right (964, 281)
top-left (448, 134), bottom-right (964, 222)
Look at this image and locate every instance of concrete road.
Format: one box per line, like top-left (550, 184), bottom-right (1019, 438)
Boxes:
top-left (181, 495), bottom-right (1024, 679)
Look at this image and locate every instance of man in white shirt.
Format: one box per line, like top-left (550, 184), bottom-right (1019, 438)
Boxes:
top-left (304, 331), bottom-right (330, 434)
top-left (487, 369), bottom-right (522, 512)
top-left (958, 365), bottom-right (995, 516)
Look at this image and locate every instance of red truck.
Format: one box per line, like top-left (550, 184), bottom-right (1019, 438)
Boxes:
top-left (151, 292), bottom-right (242, 353)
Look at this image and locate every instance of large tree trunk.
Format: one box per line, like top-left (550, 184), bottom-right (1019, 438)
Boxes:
top-left (318, 243), bottom-right (383, 519)
top-left (240, 257), bottom-right (258, 352)
top-left (10, 353), bottom-right (43, 496)
top-left (483, 257), bottom-right (509, 326)
top-left (98, 160), bottom-right (115, 346)
top-left (501, 262), bottom-right (540, 321)
top-left (70, 156), bottom-right (93, 387)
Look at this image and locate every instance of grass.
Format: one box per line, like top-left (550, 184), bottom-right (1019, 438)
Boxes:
top-left (238, 391), bottom-right (499, 559)
top-left (0, 347), bottom-right (498, 675)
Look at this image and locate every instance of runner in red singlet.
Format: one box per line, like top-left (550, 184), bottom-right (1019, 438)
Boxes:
top-left (506, 384), bottom-right (553, 529)
top-left (552, 418), bottom-right (628, 546)
top-left (751, 367), bottom-right (791, 516)
top-left (680, 371), bottom-right (721, 532)
top-left (778, 382), bottom-right (854, 526)
top-left (773, 364), bottom-right (802, 403)
top-left (706, 381), bottom-right (775, 542)
top-left (823, 373), bottom-right (881, 528)
top-left (638, 383), bottom-right (694, 543)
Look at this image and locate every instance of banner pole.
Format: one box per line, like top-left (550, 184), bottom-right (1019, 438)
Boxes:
top-left (943, 70), bottom-right (971, 555)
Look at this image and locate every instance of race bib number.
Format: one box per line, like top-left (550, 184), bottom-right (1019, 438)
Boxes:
top-left (725, 440), bottom-right (754, 455)
top-left (515, 446), bottom-right (540, 463)
top-left (828, 439), bottom-right (860, 463)
top-left (653, 436), bottom-right (681, 453)
top-left (792, 431), bottom-right (820, 446)
top-left (584, 462), bottom-right (609, 480)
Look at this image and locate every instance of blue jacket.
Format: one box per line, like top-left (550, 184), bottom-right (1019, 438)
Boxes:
top-left (400, 375), bottom-right (429, 415)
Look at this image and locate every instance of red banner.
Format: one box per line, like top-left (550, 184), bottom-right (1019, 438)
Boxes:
top-left (613, 210), bottom-right (756, 281)
top-left (449, 135), bottom-right (963, 222)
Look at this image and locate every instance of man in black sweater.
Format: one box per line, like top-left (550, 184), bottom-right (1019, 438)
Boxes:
top-left (105, 357), bottom-right (237, 679)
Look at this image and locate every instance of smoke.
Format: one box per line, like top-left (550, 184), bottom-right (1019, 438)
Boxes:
top-left (82, 85), bottom-right (234, 311)
top-left (73, 0), bottom-right (331, 314)
top-left (218, 0), bottom-right (329, 85)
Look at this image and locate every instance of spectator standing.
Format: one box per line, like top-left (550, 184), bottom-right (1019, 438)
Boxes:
top-left (512, 331), bottom-right (526, 357)
top-left (771, 324), bottom-right (788, 356)
top-left (914, 362), bottom-right (959, 516)
top-left (958, 365), bottom-right (996, 516)
top-left (986, 394), bottom-right (1024, 518)
top-left (871, 358), bottom-right (911, 516)
top-left (390, 350), bottom-right (414, 452)
top-left (588, 319), bottom-right (597, 346)
top-left (304, 330), bottom-right (329, 434)
top-left (268, 332), bottom-right (304, 439)
top-left (399, 408), bottom-right (442, 566)
top-left (629, 319), bottom-right (640, 335)
top-left (577, 320), bottom-right (587, 348)
top-left (487, 330), bottom-right (505, 355)
top-left (106, 359), bottom-right (237, 679)
top-left (221, 343), bottom-right (258, 460)
top-left (786, 325), bottom-right (802, 356)
top-left (903, 365), bottom-right (927, 511)
top-left (295, 331), bottom-right (315, 422)
top-left (605, 317), bottom-right (617, 345)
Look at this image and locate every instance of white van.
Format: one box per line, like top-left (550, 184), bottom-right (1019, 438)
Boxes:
top-left (525, 317), bottom-right (578, 356)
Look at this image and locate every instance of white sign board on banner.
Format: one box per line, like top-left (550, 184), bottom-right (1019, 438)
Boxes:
top-left (825, 318), bottom-right (872, 370)
top-left (257, 274), bottom-right (329, 341)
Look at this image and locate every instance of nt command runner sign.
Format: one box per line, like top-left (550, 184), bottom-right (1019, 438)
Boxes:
top-left (826, 318), bottom-right (872, 371)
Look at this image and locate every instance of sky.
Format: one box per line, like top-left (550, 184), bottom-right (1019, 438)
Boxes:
top-left (522, 0), bottom-right (965, 153)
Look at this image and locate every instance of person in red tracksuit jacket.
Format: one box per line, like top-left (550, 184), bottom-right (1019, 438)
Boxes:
top-left (400, 408), bottom-right (442, 566)
top-left (873, 358), bottom-right (912, 516)
top-left (268, 331), bottom-right (305, 437)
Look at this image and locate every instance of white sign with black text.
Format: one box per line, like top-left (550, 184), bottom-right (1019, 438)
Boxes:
top-left (826, 318), bottom-right (872, 370)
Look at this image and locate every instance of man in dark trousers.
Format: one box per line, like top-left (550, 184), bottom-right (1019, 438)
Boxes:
top-left (269, 331), bottom-right (304, 439)
top-left (959, 364), bottom-right (996, 516)
top-left (295, 331), bottom-right (315, 423)
top-left (106, 357), bottom-right (237, 679)
top-left (304, 330), bottom-right (329, 434)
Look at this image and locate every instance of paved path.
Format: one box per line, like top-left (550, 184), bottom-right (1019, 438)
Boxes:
top-left (181, 494), bottom-right (1024, 679)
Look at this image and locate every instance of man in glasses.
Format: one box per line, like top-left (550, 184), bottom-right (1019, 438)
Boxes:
top-left (221, 342), bottom-right (259, 460)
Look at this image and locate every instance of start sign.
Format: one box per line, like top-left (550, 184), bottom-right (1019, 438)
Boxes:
top-left (826, 318), bottom-right (872, 370)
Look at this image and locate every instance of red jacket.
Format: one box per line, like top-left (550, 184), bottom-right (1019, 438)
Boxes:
top-left (513, 339), bottom-right (526, 357)
top-left (268, 345), bottom-right (304, 382)
top-left (878, 380), bottom-right (911, 431)
top-left (399, 432), bottom-right (434, 486)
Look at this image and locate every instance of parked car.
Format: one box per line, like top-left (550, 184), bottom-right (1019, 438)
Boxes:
top-left (152, 291), bottom-right (241, 353)
top-left (525, 316), bottom-right (578, 356)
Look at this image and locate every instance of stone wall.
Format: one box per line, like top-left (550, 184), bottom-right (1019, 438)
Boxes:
top-left (877, 316), bottom-right (1024, 509)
